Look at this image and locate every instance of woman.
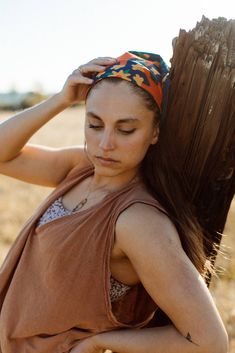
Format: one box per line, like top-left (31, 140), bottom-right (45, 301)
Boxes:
top-left (0, 52), bottom-right (228, 353)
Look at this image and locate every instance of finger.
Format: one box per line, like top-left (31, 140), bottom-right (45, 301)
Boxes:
top-left (78, 64), bottom-right (111, 74)
top-left (80, 57), bottom-right (117, 71)
top-left (89, 57), bottom-right (117, 65)
top-left (68, 73), bottom-right (93, 85)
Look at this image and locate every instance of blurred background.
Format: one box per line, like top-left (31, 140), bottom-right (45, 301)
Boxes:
top-left (0, 0), bottom-right (235, 98)
top-left (0, 0), bottom-right (234, 351)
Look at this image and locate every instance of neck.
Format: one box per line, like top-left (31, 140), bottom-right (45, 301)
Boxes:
top-left (90, 167), bottom-right (141, 193)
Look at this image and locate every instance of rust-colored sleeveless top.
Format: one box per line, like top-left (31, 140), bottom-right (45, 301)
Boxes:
top-left (0, 164), bottom-right (167, 353)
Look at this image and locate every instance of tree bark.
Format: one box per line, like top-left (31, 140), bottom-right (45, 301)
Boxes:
top-left (168, 15), bottom-right (235, 280)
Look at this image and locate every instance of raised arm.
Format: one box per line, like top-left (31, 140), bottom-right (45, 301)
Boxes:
top-left (0, 57), bottom-right (116, 186)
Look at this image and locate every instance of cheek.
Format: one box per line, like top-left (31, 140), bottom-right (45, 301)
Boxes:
top-left (84, 130), bottom-right (97, 158)
top-left (132, 129), bottom-right (154, 148)
top-left (122, 134), bottom-right (151, 159)
top-left (84, 128), bottom-right (99, 145)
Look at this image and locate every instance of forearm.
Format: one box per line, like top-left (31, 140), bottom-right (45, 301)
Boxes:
top-left (0, 93), bottom-right (68, 161)
top-left (96, 325), bottom-right (212, 353)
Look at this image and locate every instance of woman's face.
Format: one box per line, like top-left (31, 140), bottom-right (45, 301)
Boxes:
top-left (85, 80), bottom-right (159, 178)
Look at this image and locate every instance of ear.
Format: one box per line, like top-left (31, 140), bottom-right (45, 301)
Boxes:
top-left (151, 125), bottom-right (160, 145)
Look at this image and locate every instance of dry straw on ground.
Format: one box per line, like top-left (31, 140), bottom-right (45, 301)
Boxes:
top-left (0, 108), bottom-right (234, 351)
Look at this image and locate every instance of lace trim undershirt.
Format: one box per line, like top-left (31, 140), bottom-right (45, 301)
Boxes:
top-left (37, 197), bottom-right (132, 302)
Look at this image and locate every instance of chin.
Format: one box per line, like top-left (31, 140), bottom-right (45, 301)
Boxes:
top-left (93, 164), bottom-right (120, 175)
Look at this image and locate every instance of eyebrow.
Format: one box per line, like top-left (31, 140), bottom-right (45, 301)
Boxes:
top-left (86, 111), bottom-right (140, 123)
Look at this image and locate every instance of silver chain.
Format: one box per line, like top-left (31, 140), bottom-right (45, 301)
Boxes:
top-left (72, 174), bottom-right (139, 212)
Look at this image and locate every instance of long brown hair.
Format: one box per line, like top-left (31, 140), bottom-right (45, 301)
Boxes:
top-left (131, 81), bottom-right (214, 279)
top-left (90, 77), bottom-right (215, 280)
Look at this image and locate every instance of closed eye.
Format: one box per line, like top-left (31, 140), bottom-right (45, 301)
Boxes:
top-left (88, 124), bottom-right (136, 135)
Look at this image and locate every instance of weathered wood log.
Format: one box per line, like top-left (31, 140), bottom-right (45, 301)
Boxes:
top-left (148, 16), bottom-right (235, 327)
top-left (168, 15), bottom-right (235, 280)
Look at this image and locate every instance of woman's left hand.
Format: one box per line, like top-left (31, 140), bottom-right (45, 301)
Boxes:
top-left (69, 336), bottom-right (105, 353)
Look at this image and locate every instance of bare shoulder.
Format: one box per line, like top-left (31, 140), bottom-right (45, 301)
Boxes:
top-left (115, 202), bottom-right (182, 252)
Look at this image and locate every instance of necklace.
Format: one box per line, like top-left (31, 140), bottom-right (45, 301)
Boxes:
top-left (72, 174), bottom-right (139, 213)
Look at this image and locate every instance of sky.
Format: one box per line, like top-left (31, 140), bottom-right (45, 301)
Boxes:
top-left (0, 0), bottom-right (234, 94)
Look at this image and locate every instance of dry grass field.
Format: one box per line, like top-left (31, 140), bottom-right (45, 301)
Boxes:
top-left (0, 107), bottom-right (234, 352)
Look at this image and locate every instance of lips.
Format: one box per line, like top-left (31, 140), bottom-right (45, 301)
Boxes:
top-left (96, 156), bottom-right (119, 162)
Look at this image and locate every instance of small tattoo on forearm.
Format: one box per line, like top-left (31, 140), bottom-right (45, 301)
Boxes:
top-left (185, 332), bottom-right (200, 346)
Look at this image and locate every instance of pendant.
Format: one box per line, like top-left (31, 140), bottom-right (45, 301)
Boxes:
top-left (72, 198), bottom-right (88, 212)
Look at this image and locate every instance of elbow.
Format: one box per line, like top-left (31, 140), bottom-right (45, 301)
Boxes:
top-left (215, 333), bottom-right (229, 353)
top-left (0, 151), bottom-right (20, 163)
top-left (203, 330), bottom-right (229, 353)
top-left (0, 153), bottom-right (14, 163)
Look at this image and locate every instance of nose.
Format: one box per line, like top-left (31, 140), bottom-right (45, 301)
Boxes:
top-left (99, 129), bottom-right (116, 151)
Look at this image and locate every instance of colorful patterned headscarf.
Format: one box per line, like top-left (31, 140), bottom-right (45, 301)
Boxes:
top-left (87, 51), bottom-right (170, 114)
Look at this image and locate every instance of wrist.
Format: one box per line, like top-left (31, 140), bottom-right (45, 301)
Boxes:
top-left (54, 92), bottom-right (72, 109)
